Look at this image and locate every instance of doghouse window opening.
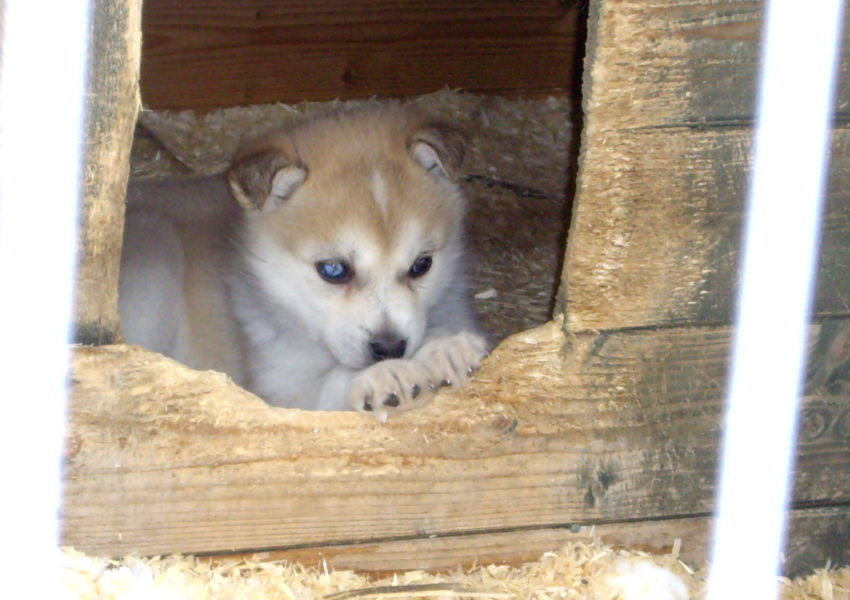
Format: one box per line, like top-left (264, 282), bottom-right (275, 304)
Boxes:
top-left (129, 1), bottom-right (589, 356)
top-left (130, 95), bottom-right (581, 355)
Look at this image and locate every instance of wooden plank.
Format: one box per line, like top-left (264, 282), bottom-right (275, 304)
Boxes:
top-left (565, 0), bottom-right (850, 131)
top-left (139, 0), bottom-right (581, 111)
top-left (62, 318), bottom-right (850, 561)
top-left (561, 127), bottom-right (850, 331)
top-left (208, 507), bottom-right (850, 578)
top-left (74, 0), bottom-right (141, 344)
top-left (219, 521), bottom-right (711, 575)
top-left (559, 0), bottom-right (850, 332)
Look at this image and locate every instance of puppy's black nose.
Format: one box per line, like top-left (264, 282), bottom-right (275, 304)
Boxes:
top-left (369, 335), bottom-right (407, 361)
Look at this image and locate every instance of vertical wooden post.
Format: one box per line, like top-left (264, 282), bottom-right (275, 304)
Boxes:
top-left (73, 0), bottom-right (142, 345)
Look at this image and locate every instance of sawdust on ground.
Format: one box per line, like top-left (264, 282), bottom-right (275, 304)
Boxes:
top-left (62, 538), bottom-right (849, 600)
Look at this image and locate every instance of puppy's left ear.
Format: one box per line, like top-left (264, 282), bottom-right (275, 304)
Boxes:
top-left (227, 150), bottom-right (307, 213)
top-left (409, 123), bottom-right (466, 180)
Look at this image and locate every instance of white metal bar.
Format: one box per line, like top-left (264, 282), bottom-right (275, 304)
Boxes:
top-left (707, 1), bottom-right (844, 598)
top-left (0, 0), bottom-right (92, 590)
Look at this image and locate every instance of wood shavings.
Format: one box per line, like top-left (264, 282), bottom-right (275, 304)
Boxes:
top-left (475, 289), bottom-right (498, 300)
top-left (324, 583), bottom-right (514, 600)
top-left (60, 539), bottom-right (850, 600)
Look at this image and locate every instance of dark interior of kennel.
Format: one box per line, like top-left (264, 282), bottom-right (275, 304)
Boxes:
top-left (66, 0), bottom-right (850, 577)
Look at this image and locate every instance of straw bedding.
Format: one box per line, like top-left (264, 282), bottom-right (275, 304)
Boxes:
top-left (62, 538), bottom-right (849, 600)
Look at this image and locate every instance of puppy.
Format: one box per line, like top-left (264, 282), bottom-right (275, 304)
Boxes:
top-left (120, 105), bottom-right (488, 420)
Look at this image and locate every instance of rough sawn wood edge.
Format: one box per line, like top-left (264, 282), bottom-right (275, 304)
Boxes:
top-left (74, 0), bottom-right (142, 345)
top-left (62, 317), bottom-right (850, 574)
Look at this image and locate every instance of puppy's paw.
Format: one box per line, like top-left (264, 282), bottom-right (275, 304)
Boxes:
top-left (413, 330), bottom-right (489, 390)
top-left (348, 359), bottom-right (434, 422)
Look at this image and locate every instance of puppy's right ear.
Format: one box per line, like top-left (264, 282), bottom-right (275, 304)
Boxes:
top-left (227, 151), bottom-right (307, 212)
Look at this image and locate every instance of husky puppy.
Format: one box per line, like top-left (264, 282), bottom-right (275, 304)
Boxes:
top-left (119, 105), bottom-right (488, 420)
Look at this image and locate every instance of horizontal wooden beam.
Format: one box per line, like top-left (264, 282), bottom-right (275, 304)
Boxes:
top-left (139, 0), bottom-right (582, 110)
top-left (62, 318), bottom-right (850, 567)
top-left (210, 506), bottom-right (850, 579)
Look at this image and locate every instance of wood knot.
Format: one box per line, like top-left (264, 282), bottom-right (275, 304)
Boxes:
top-left (800, 408), bottom-right (830, 442)
top-left (492, 415), bottom-right (518, 434)
top-left (580, 463), bottom-right (618, 508)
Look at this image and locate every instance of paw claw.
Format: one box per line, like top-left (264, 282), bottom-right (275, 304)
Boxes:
top-left (411, 330), bottom-right (488, 390)
top-left (347, 331), bottom-right (487, 420)
top-left (348, 358), bottom-right (434, 419)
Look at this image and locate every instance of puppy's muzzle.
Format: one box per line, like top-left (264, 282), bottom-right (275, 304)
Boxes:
top-left (369, 334), bottom-right (407, 362)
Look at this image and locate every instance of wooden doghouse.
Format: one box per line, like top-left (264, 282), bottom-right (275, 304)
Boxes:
top-left (66, 0), bottom-right (850, 578)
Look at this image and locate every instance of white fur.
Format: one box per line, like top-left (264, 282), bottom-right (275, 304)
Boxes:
top-left (265, 166), bottom-right (307, 211)
top-left (118, 213), bottom-right (189, 360)
top-left (411, 140), bottom-right (447, 176)
top-left (601, 559), bottom-right (689, 600)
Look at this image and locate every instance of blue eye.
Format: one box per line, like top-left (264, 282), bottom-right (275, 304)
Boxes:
top-left (316, 260), bottom-right (353, 284)
top-left (409, 255), bottom-right (432, 278)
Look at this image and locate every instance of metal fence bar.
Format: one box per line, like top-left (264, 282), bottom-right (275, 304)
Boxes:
top-left (707, 1), bottom-right (844, 598)
top-left (0, 0), bottom-right (92, 587)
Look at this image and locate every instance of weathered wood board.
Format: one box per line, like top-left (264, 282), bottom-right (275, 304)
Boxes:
top-left (208, 507), bottom-right (850, 579)
top-left (139, 0), bottom-right (582, 111)
top-left (74, 0), bottom-right (142, 345)
top-left (62, 318), bottom-right (850, 575)
top-left (565, 1), bottom-right (850, 130)
top-left (559, 0), bottom-right (850, 332)
top-left (563, 127), bottom-right (850, 331)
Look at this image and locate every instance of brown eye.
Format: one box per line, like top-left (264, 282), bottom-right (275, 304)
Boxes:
top-left (316, 260), bottom-right (353, 284)
top-left (409, 255), bottom-right (432, 278)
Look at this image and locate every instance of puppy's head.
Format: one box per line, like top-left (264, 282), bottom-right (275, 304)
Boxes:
top-left (227, 105), bottom-right (468, 369)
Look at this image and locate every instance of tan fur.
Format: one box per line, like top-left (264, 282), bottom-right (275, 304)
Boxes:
top-left (232, 106), bottom-right (464, 254)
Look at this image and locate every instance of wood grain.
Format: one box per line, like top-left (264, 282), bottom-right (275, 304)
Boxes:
top-left (208, 507), bottom-right (850, 578)
top-left (138, 0), bottom-right (581, 110)
top-left (565, 0), bottom-right (850, 130)
top-left (75, 0), bottom-right (142, 344)
top-left (562, 126), bottom-right (850, 331)
top-left (559, 0), bottom-right (850, 332)
top-left (62, 318), bottom-right (850, 569)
